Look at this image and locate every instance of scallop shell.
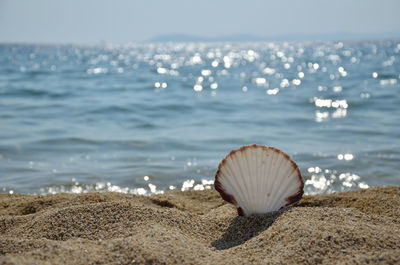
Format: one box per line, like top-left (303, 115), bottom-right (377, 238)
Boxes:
top-left (214, 144), bottom-right (304, 216)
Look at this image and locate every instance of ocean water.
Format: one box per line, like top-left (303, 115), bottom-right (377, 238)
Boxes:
top-left (0, 40), bottom-right (399, 195)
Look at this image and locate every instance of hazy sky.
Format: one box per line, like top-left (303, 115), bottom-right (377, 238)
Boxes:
top-left (0, 0), bottom-right (399, 43)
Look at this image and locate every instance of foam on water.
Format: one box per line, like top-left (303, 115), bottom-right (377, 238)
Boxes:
top-left (0, 40), bottom-right (399, 195)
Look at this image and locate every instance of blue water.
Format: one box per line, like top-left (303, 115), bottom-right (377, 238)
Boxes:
top-left (0, 40), bottom-right (399, 195)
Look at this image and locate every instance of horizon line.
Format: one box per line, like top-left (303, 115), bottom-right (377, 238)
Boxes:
top-left (1, 32), bottom-right (399, 46)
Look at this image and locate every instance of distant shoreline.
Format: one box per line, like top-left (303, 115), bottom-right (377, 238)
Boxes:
top-left (1, 34), bottom-right (400, 46)
top-left (147, 32), bottom-right (400, 43)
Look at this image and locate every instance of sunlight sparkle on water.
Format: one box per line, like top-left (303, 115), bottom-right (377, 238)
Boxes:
top-left (254, 77), bottom-right (267, 86)
top-left (305, 167), bottom-right (368, 195)
top-left (292, 79), bottom-right (301, 86)
top-left (315, 111), bottom-right (329, 122)
top-left (338, 66), bottom-right (347, 77)
top-left (267, 88), bottom-right (279, 95)
top-left (191, 54), bottom-right (202, 64)
top-left (333, 86), bottom-right (342, 93)
top-left (280, 79), bottom-right (290, 88)
top-left (181, 179), bottom-right (195, 191)
top-left (193, 84), bottom-right (203, 92)
top-left (223, 56), bottom-right (231, 68)
top-left (331, 108), bottom-right (347, 118)
top-left (210, 83), bottom-right (218, 89)
top-left (337, 154), bottom-right (354, 160)
top-left (157, 67), bottom-right (168, 74)
top-left (87, 67), bottom-right (108, 74)
top-left (263, 67), bottom-right (276, 75)
top-left (201, 69), bottom-right (212, 76)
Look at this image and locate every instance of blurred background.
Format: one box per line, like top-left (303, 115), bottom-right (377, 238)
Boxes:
top-left (0, 0), bottom-right (399, 195)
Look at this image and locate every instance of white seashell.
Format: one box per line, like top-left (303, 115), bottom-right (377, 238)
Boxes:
top-left (215, 144), bottom-right (304, 216)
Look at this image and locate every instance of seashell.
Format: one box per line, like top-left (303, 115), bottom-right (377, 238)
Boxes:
top-left (214, 144), bottom-right (304, 216)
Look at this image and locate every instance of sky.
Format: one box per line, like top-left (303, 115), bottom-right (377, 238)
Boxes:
top-left (0, 0), bottom-right (399, 43)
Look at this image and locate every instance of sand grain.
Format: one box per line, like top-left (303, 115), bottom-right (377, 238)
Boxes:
top-left (1, 186), bottom-right (399, 264)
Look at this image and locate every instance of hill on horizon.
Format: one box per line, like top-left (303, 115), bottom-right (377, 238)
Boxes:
top-left (147, 32), bottom-right (400, 42)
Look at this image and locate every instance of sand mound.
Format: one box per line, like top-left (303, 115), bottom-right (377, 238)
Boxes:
top-left (1, 186), bottom-right (399, 264)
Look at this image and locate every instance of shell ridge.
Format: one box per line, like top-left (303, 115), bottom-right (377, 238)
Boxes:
top-left (253, 148), bottom-right (263, 211)
top-left (218, 159), bottom-right (245, 208)
top-left (274, 153), bottom-right (298, 209)
top-left (268, 160), bottom-right (297, 210)
top-left (243, 148), bottom-right (255, 213)
top-left (230, 154), bottom-right (253, 211)
top-left (262, 148), bottom-right (275, 212)
top-left (270, 186), bottom-right (292, 211)
top-left (227, 154), bottom-right (251, 213)
top-left (285, 167), bottom-right (304, 206)
top-left (243, 145), bottom-right (264, 214)
top-left (270, 158), bottom-right (303, 210)
top-left (257, 147), bottom-right (267, 212)
top-left (220, 168), bottom-right (246, 209)
top-left (215, 156), bottom-right (242, 208)
top-left (282, 162), bottom-right (303, 207)
top-left (214, 173), bottom-right (238, 207)
top-left (268, 151), bottom-right (287, 211)
top-left (235, 151), bottom-right (252, 214)
top-left (283, 168), bottom-right (299, 195)
top-left (266, 150), bottom-right (282, 211)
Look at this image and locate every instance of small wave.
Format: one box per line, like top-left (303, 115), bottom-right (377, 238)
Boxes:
top-left (376, 73), bottom-right (398, 79)
top-left (152, 103), bottom-right (194, 112)
top-left (130, 123), bottom-right (158, 129)
top-left (33, 137), bottom-right (100, 146)
top-left (84, 105), bottom-right (133, 115)
top-left (28, 138), bottom-right (158, 150)
top-left (3, 88), bottom-right (72, 99)
top-left (23, 70), bottom-right (55, 77)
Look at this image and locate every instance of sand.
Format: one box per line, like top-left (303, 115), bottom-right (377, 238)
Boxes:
top-left (0, 186), bottom-right (399, 264)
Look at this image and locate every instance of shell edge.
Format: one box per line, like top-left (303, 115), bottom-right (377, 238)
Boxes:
top-left (215, 144), bottom-right (305, 215)
top-left (285, 169), bottom-right (304, 206)
top-left (214, 169), bottom-right (239, 207)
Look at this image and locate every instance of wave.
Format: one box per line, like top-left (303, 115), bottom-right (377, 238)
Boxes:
top-left (3, 88), bottom-right (73, 99)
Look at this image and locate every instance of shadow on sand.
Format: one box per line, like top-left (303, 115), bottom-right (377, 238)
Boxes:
top-left (211, 209), bottom-right (285, 250)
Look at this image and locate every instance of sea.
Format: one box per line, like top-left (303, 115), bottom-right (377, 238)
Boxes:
top-left (0, 40), bottom-right (399, 195)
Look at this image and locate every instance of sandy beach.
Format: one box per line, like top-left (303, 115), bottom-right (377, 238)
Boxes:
top-left (1, 186), bottom-right (399, 264)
